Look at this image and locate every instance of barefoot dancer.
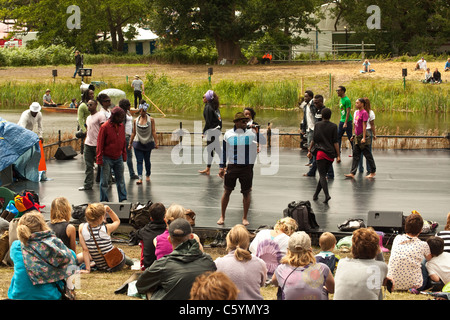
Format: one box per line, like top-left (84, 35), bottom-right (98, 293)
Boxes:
top-left (199, 90), bottom-right (222, 175)
top-left (217, 112), bottom-right (261, 226)
top-left (345, 98), bottom-right (376, 179)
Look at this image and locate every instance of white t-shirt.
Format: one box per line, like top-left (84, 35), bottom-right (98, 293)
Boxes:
top-left (85, 112), bottom-right (107, 147)
top-left (426, 252), bottom-right (450, 284)
top-left (417, 59), bottom-right (427, 70)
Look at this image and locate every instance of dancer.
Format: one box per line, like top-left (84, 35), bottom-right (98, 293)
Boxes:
top-left (358, 97), bottom-right (376, 174)
top-left (217, 112), bottom-right (260, 226)
top-left (307, 108), bottom-right (340, 203)
top-left (336, 86), bottom-right (353, 154)
top-left (199, 90), bottom-right (222, 175)
top-left (345, 98), bottom-right (376, 179)
top-left (128, 101), bottom-right (158, 185)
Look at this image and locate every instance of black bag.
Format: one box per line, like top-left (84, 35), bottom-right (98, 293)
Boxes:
top-left (283, 200), bottom-right (319, 231)
top-left (72, 203), bottom-right (88, 221)
top-left (129, 200), bottom-right (153, 230)
top-left (337, 218), bottom-right (366, 232)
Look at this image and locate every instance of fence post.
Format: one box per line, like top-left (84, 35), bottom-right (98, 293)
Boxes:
top-left (361, 41), bottom-right (365, 60)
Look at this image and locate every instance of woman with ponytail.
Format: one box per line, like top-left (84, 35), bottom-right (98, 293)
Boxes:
top-left (8, 211), bottom-right (77, 300)
top-left (214, 224), bottom-right (267, 300)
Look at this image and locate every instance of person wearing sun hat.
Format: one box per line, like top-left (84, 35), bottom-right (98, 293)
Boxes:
top-left (131, 75), bottom-right (144, 109)
top-left (18, 102), bottom-right (43, 140)
top-left (217, 111), bottom-right (264, 226)
top-left (272, 231), bottom-right (335, 300)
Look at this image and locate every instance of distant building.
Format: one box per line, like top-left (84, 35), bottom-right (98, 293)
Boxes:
top-left (122, 26), bottom-right (158, 55)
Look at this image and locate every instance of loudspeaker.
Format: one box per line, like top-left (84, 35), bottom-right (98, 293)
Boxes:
top-left (402, 68), bottom-right (407, 77)
top-left (367, 211), bottom-right (404, 232)
top-left (54, 146), bottom-right (77, 160)
top-left (103, 202), bottom-right (132, 222)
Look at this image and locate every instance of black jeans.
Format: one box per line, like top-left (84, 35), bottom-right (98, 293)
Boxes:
top-left (134, 90), bottom-right (142, 109)
top-left (314, 159), bottom-right (333, 199)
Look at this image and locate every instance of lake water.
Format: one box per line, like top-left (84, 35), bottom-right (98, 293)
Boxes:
top-left (1, 107), bottom-right (449, 138)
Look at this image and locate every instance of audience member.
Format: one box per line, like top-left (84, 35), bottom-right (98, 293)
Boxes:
top-left (8, 211), bottom-right (77, 300)
top-left (249, 217), bottom-right (298, 279)
top-left (190, 271), bottom-right (238, 300)
top-left (436, 212), bottom-right (450, 253)
top-left (136, 218), bottom-right (216, 300)
top-left (445, 58), bottom-right (450, 72)
top-left (315, 232), bottom-right (339, 273)
top-left (415, 57), bottom-right (427, 71)
top-left (154, 204), bottom-right (203, 260)
top-left (387, 213), bottom-right (432, 291)
top-left (272, 231), bottom-right (335, 300)
top-left (424, 236), bottom-right (450, 291)
top-left (79, 99), bottom-right (106, 191)
top-left (333, 228), bottom-right (390, 300)
top-left (432, 68), bottom-right (442, 84)
top-left (96, 106), bottom-right (127, 202)
top-left (423, 68), bottom-right (433, 83)
top-left (135, 202), bottom-right (167, 270)
top-left (78, 203), bottom-right (132, 273)
top-left (215, 224), bottom-right (267, 300)
top-left (47, 197), bottom-right (77, 255)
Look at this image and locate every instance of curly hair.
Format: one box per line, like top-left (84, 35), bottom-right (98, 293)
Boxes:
top-left (351, 228), bottom-right (380, 259)
top-left (274, 217), bottom-right (298, 236)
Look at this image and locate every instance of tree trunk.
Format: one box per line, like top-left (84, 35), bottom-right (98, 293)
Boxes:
top-left (214, 37), bottom-right (244, 64)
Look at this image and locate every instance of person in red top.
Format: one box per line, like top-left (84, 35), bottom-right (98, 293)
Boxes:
top-left (97, 105), bottom-right (127, 202)
top-left (262, 52), bottom-right (272, 64)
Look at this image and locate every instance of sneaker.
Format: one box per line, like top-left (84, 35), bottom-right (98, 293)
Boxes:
top-left (78, 186), bottom-right (92, 191)
top-left (130, 174), bottom-right (139, 179)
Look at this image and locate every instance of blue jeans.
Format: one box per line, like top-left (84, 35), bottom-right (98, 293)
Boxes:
top-left (100, 156), bottom-right (127, 202)
top-left (338, 121), bottom-right (354, 151)
top-left (134, 147), bottom-right (153, 179)
top-left (125, 135), bottom-right (136, 178)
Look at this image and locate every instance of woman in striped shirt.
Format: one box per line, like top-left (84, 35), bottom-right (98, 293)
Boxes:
top-left (79, 203), bottom-right (129, 272)
top-left (436, 212), bottom-right (450, 253)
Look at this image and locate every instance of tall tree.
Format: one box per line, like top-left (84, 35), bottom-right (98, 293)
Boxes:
top-left (147, 0), bottom-right (319, 62)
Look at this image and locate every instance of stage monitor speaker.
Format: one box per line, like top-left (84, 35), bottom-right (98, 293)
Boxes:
top-left (103, 202), bottom-right (132, 222)
top-left (367, 211), bottom-right (404, 233)
top-left (54, 146), bottom-right (77, 160)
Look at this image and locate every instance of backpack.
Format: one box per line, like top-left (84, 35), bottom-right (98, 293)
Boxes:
top-left (129, 200), bottom-right (153, 230)
top-left (283, 200), bottom-right (319, 231)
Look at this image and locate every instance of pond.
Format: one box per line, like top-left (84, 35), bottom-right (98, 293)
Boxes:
top-left (1, 106), bottom-right (449, 139)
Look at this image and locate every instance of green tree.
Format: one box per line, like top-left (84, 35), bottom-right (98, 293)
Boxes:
top-left (327, 0), bottom-right (450, 55)
top-left (147, 0), bottom-right (319, 62)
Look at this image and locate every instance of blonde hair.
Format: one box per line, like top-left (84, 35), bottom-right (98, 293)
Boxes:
top-left (280, 248), bottom-right (316, 268)
top-left (50, 197), bottom-right (72, 223)
top-left (17, 211), bottom-right (50, 245)
top-left (84, 203), bottom-right (106, 224)
top-left (165, 204), bottom-right (186, 225)
top-left (190, 271), bottom-right (238, 300)
top-left (274, 217), bottom-right (298, 236)
top-left (319, 232), bottom-right (336, 251)
top-left (226, 224), bottom-right (252, 262)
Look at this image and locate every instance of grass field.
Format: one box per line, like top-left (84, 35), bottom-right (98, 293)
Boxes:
top-left (0, 237), bottom-right (432, 301)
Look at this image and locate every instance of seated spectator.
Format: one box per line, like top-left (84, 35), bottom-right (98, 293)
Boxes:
top-left (272, 231), bottom-right (335, 300)
top-left (154, 203), bottom-right (203, 260)
top-left (423, 68), bottom-right (433, 83)
top-left (43, 89), bottom-right (57, 107)
top-left (190, 271), bottom-right (239, 300)
top-left (249, 217), bottom-right (298, 279)
top-left (333, 228), bottom-right (390, 300)
top-left (261, 52), bottom-right (272, 64)
top-left (415, 57), bottom-right (427, 71)
top-left (136, 218), bottom-right (216, 300)
top-left (315, 232), bottom-right (339, 273)
top-left (432, 68), bottom-right (442, 84)
top-left (69, 98), bottom-right (78, 109)
top-left (387, 213), bottom-right (432, 291)
top-left (47, 197), bottom-right (79, 261)
top-left (215, 224), bottom-right (267, 300)
top-left (135, 202), bottom-right (167, 270)
top-left (361, 59), bottom-right (375, 73)
top-left (8, 211), bottom-right (77, 300)
top-left (78, 203), bottom-right (133, 273)
top-left (444, 58), bottom-right (450, 72)
top-left (424, 236), bottom-right (450, 291)
top-left (436, 212), bottom-right (450, 253)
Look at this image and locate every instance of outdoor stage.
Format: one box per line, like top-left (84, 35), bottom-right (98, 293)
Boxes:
top-left (7, 146), bottom-right (450, 237)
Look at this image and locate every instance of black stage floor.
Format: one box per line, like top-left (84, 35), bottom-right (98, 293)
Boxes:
top-left (7, 147), bottom-right (450, 234)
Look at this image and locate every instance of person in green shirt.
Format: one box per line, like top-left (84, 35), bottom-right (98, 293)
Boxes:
top-left (77, 89), bottom-right (95, 154)
top-left (336, 86), bottom-right (353, 153)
